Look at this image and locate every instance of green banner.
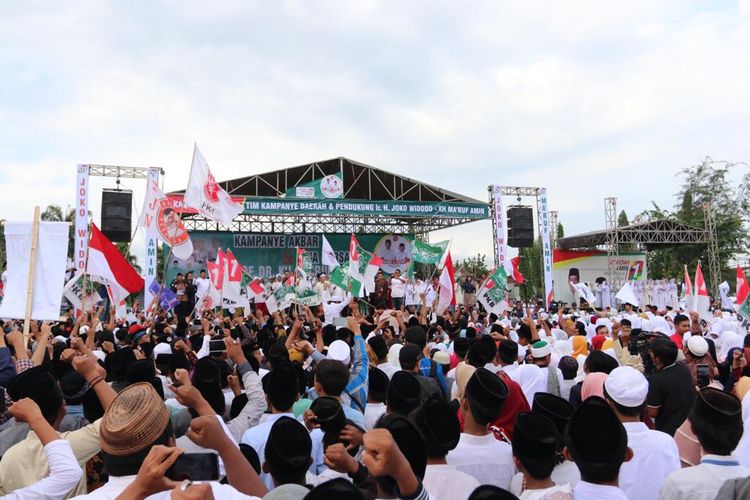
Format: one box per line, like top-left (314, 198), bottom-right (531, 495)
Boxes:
top-left (284, 172), bottom-right (344, 199)
top-left (242, 197), bottom-right (489, 219)
top-left (292, 288), bottom-right (323, 306)
top-left (166, 232), bottom-right (412, 283)
top-left (411, 240), bottom-right (449, 264)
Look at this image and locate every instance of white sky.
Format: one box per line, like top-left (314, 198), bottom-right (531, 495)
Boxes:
top-left (1, 0), bottom-right (749, 263)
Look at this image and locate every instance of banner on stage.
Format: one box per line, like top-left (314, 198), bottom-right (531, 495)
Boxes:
top-left (75, 164), bottom-right (89, 273)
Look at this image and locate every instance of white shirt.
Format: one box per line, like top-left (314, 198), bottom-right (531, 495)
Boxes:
top-left (72, 475), bottom-right (259, 499)
top-left (390, 278), bottom-right (406, 298)
top-left (423, 463), bottom-right (480, 500)
top-left (573, 480), bottom-right (628, 499)
top-left (447, 433), bottom-right (515, 490)
top-left (552, 460), bottom-right (580, 487)
top-left (240, 412), bottom-right (295, 491)
top-left (658, 455), bottom-right (750, 500)
top-left (8, 440), bottom-right (82, 500)
top-left (518, 484), bottom-right (572, 499)
top-left (376, 362), bottom-right (399, 380)
top-left (619, 421), bottom-right (680, 500)
top-left (364, 402), bottom-right (386, 430)
top-left (194, 277), bottom-right (211, 298)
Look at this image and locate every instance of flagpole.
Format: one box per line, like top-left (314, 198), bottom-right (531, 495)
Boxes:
top-left (22, 206), bottom-right (41, 347)
top-left (80, 221), bottom-right (92, 320)
top-left (154, 244), bottom-right (173, 317)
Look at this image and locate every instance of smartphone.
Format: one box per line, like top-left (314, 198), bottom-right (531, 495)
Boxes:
top-left (333, 317), bottom-right (348, 328)
top-left (166, 453), bottom-right (220, 481)
top-left (209, 339), bottom-right (226, 353)
top-left (696, 364), bottom-right (710, 388)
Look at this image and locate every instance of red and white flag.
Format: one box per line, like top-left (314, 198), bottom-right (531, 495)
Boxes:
top-left (87, 224), bottom-right (144, 306)
top-left (436, 252), bottom-right (456, 314)
top-left (683, 264), bottom-right (693, 309)
top-left (248, 278), bottom-right (265, 298)
top-left (736, 265), bottom-right (749, 305)
top-left (138, 177), bottom-right (193, 260)
top-left (694, 262), bottom-right (711, 320)
top-left (348, 234), bottom-right (363, 282)
top-left (184, 144), bottom-right (243, 227)
top-left (504, 255), bottom-right (525, 284)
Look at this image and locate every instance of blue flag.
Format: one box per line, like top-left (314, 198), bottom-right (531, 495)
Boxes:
top-left (148, 279), bottom-right (179, 311)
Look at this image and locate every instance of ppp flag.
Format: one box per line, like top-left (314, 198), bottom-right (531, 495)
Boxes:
top-left (184, 144), bottom-right (243, 227)
top-left (138, 177), bottom-right (193, 260)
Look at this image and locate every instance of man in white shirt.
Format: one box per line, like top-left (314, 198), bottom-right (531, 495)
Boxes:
top-left (447, 367), bottom-right (516, 489)
top-left (603, 366), bottom-right (679, 500)
top-left (659, 388), bottom-right (750, 500)
top-left (412, 398), bottom-right (480, 499)
top-left (510, 411), bottom-right (572, 499)
top-left (529, 341), bottom-right (564, 398)
top-left (564, 397), bottom-right (632, 499)
top-left (390, 269), bottom-right (407, 310)
top-left (240, 366), bottom-right (300, 491)
top-left (194, 269), bottom-right (211, 299)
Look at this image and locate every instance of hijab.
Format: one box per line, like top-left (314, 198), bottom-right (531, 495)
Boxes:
top-left (581, 372), bottom-right (608, 401)
top-left (572, 336), bottom-right (589, 357)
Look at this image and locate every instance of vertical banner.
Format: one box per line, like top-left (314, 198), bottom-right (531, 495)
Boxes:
top-left (144, 167), bottom-right (160, 290)
top-left (75, 164), bottom-right (90, 273)
top-left (491, 185), bottom-right (507, 267)
top-left (539, 188), bottom-right (553, 307)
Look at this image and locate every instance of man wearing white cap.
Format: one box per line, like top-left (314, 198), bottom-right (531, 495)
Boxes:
top-left (529, 341), bottom-right (564, 398)
top-left (603, 366), bottom-right (680, 500)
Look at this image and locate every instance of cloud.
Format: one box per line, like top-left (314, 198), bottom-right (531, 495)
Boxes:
top-left (1, 0), bottom-right (749, 269)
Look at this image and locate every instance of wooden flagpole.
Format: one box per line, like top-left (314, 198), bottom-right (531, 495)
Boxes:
top-left (22, 206), bottom-right (41, 347)
top-left (80, 221), bottom-right (92, 320)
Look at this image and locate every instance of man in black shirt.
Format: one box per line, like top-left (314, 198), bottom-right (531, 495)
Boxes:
top-left (646, 338), bottom-right (696, 436)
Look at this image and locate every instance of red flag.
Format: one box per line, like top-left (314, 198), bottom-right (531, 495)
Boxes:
top-left (296, 248), bottom-right (306, 269)
top-left (87, 224), bottom-right (144, 305)
top-left (695, 262), bottom-right (708, 297)
top-left (737, 265), bottom-right (749, 304)
top-left (249, 278), bottom-right (265, 297)
top-left (694, 262), bottom-right (710, 319)
top-left (510, 256), bottom-right (525, 284)
top-left (224, 249), bottom-right (242, 282)
top-left (683, 265), bottom-right (693, 296)
top-left (207, 260), bottom-right (224, 290)
top-left (437, 252), bottom-right (456, 313)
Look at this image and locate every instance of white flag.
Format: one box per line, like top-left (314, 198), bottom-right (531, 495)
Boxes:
top-left (0, 221), bottom-right (69, 320)
top-left (615, 282), bottom-right (639, 307)
top-left (138, 178), bottom-right (193, 260)
top-left (322, 235), bottom-right (339, 270)
top-left (184, 144), bottom-right (243, 227)
top-left (573, 283), bottom-right (597, 304)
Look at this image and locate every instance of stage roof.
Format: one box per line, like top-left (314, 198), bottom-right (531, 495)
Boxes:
top-left (558, 219), bottom-right (708, 251)
top-left (172, 156), bottom-right (484, 204)
top-left (171, 157), bottom-right (489, 233)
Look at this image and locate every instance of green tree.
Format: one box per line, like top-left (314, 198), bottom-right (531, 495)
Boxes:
top-left (617, 210), bottom-right (629, 227)
top-left (518, 241), bottom-right (542, 297)
top-left (454, 254), bottom-right (489, 280)
top-left (556, 222), bottom-right (565, 239)
top-left (639, 157), bottom-right (746, 291)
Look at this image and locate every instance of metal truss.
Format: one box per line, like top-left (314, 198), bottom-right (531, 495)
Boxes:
top-left (181, 213), bottom-right (478, 234)
top-left (549, 211), bottom-right (559, 249)
top-left (703, 202), bottom-right (721, 296)
top-left (86, 165), bottom-right (163, 179)
top-left (605, 197), bottom-right (618, 282)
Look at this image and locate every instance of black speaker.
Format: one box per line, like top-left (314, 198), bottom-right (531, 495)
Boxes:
top-left (507, 206), bottom-right (534, 248)
top-left (101, 189), bottom-right (132, 242)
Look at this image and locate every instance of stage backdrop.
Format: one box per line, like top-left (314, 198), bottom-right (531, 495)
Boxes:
top-left (552, 249), bottom-right (648, 305)
top-left (165, 232), bottom-right (414, 282)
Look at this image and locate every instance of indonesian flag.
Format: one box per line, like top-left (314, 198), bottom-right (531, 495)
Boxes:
top-left (694, 262), bottom-right (711, 320)
top-left (87, 224), bottom-right (144, 306)
top-left (363, 253), bottom-right (384, 293)
top-left (138, 177), bottom-right (193, 260)
top-left (195, 280), bottom-right (221, 313)
top-left (684, 264), bottom-right (693, 310)
top-left (737, 265), bottom-right (750, 305)
top-left (184, 144), bottom-right (243, 227)
top-left (436, 252), bottom-right (456, 314)
top-left (504, 255), bottom-right (525, 284)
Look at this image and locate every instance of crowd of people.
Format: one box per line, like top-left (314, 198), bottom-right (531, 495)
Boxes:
top-left (0, 270), bottom-right (748, 500)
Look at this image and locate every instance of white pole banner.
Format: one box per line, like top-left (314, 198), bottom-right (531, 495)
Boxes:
top-left (491, 185), bottom-right (507, 267)
top-left (144, 167), bottom-right (160, 289)
top-left (75, 164), bottom-right (90, 273)
top-left (540, 188), bottom-right (554, 307)
top-left (0, 222), bottom-right (69, 320)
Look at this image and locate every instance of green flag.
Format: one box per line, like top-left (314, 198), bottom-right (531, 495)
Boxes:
top-left (292, 287), bottom-right (322, 306)
top-left (411, 240), bottom-right (449, 264)
top-left (477, 267), bottom-right (510, 314)
top-left (329, 262), bottom-right (362, 296)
